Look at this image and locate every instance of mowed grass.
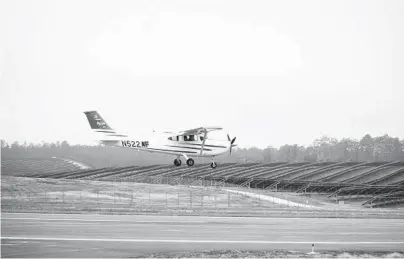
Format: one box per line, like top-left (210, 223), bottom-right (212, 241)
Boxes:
top-left (225, 186), bottom-right (328, 207)
top-left (1, 176), bottom-right (283, 214)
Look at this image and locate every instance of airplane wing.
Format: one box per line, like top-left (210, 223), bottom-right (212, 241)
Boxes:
top-left (177, 127), bottom-right (223, 136)
top-left (171, 127), bottom-right (223, 156)
top-left (160, 127), bottom-right (223, 156)
top-left (163, 127), bottom-right (222, 136)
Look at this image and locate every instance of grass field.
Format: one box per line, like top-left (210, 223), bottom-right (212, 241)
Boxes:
top-left (225, 186), bottom-right (330, 206)
top-left (2, 176), bottom-right (404, 218)
top-left (1, 176), bottom-right (282, 212)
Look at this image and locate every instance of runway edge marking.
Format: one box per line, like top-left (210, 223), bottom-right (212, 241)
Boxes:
top-left (2, 237), bottom-right (404, 244)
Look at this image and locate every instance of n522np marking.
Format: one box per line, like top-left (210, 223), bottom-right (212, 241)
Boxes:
top-left (121, 140), bottom-right (149, 148)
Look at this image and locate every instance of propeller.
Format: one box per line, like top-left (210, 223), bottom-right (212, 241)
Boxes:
top-left (227, 134), bottom-right (237, 155)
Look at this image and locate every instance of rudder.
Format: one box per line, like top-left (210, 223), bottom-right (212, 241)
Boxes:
top-left (83, 110), bottom-right (129, 147)
top-left (84, 111), bottom-right (113, 131)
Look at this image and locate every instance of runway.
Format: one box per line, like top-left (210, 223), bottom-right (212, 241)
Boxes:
top-left (2, 213), bottom-right (404, 258)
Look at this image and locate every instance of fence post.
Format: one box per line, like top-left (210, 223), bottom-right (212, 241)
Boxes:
top-left (201, 194), bottom-right (203, 208)
top-left (131, 190), bottom-right (134, 205)
top-left (228, 193), bottom-right (230, 207)
top-left (190, 191), bottom-right (192, 208)
top-left (62, 191), bottom-right (65, 209)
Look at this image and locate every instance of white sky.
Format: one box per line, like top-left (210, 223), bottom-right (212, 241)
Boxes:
top-left (1, 0), bottom-right (403, 148)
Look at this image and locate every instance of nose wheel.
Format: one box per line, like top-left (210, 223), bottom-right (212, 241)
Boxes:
top-left (210, 162), bottom-right (217, 169)
top-left (174, 158), bottom-right (182, 166)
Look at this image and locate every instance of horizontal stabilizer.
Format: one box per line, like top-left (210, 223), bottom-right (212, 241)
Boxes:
top-left (100, 140), bottom-right (121, 146)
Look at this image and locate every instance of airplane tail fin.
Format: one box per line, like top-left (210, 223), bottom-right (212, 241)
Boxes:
top-left (84, 111), bottom-right (114, 131)
top-left (83, 111), bottom-right (128, 146)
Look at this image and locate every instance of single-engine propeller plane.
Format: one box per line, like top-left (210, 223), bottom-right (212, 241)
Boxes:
top-left (83, 111), bottom-right (237, 168)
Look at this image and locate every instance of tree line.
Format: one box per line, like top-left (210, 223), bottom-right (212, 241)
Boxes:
top-left (2, 134), bottom-right (404, 168)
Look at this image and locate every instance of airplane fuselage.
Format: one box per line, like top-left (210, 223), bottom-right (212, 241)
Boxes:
top-left (104, 137), bottom-right (230, 158)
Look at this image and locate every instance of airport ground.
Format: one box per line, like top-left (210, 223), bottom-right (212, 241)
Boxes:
top-left (2, 213), bottom-right (404, 258)
top-left (2, 176), bottom-right (404, 258)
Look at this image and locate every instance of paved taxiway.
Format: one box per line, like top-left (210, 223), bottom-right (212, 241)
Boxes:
top-left (2, 213), bottom-right (404, 258)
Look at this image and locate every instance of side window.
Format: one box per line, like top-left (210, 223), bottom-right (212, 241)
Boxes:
top-left (168, 137), bottom-right (172, 140)
top-left (200, 136), bottom-right (204, 141)
top-left (184, 135), bottom-right (196, 141)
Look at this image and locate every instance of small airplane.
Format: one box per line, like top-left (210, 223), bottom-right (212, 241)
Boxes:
top-left (83, 111), bottom-right (237, 168)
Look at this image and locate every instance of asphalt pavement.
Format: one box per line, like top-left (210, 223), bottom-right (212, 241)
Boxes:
top-left (1, 213), bottom-right (404, 258)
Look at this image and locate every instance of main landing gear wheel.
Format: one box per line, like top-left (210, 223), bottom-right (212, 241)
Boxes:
top-left (210, 162), bottom-right (217, 169)
top-left (186, 158), bottom-right (195, 166)
top-left (174, 159), bottom-right (182, 166)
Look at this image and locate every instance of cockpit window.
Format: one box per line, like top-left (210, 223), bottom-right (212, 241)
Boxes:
top-left (169, 136), bottom-right (180, 141)
top-left (184, 135), bottom-right (196, 141)
top-left (200, 136), bottom-right (204, 141)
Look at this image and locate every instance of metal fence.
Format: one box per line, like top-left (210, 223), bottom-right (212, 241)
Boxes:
top-left (1, 187), bottom-right (291, 210)
top-left (2, 185), bottom-right (404, 219)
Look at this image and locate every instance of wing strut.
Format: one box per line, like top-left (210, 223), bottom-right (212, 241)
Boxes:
top-left (200, 129), bottom-right (208, 156)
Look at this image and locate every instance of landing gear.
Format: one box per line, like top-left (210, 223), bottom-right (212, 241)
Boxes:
top-left (210, 162), bottom-right (217, 169)
top-left (174, 158), bottom-right (182, 166)
top-left (186, 158), bottom-right (195, 167)
top-left (210, 157), bottom-right (217, 168)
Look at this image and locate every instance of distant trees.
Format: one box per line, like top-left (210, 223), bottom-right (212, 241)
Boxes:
top-left (2, 134), bottom-right (404, 167)
top-left (61, 141), bottom-right (70, 149)
top-left (1, 139), bottom-right (9, 148)
top-left (11, 141), bottom-right (20, 149)
top-left (228, 134), bottom-right (404, 163)
top-left (262, 146), bottom-right (277, 162)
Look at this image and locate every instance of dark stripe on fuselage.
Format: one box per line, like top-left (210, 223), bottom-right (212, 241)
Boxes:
top-left (165, 145), bottom-right (212, 151)
top-left (144, 147), bottom-right (197, 154)
top-left (107, 134), bottom-right (128, 137)
top-left (182, 143), bottom-right (227, 148)
top-left (96, 130), bottom-right (117, 133)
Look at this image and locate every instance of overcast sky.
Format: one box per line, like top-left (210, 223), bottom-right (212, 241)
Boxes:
top-left (1, 0), bottom-right (403, 148)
